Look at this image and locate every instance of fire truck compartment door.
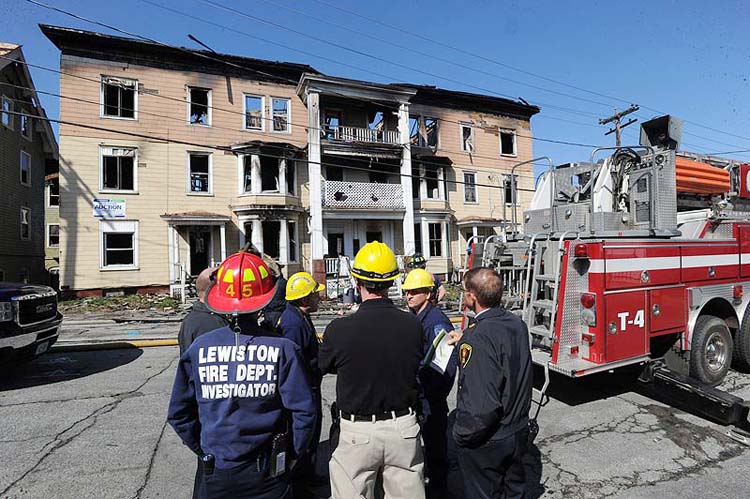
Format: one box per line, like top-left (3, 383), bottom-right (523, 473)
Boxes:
top-left (605, 291), bottom-right (649, 361)
top-left (603, 246), bottom-right (680, 290)
top-left (738, 226), bottom-right (750, 278)
top-left (648, 286), bottom-right (686, 332)
top-left (681, 244), bottom-right (739, 282)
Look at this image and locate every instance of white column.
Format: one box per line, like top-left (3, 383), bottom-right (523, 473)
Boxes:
top-left (278, 158), bottom-right (287, 195)
top-left (167, 224), bottom-right (175, 284)
top-left (307, 92), bottom-right (324, 260)
top-left (398, 102), bottom-right (416, 255)
top-left (422, 219), bottom-right (430, 257)
top-left (438, 166), bottom-right (446, 200)
top-left (219, 223), bottom-right (227, 260)
top-left (251, 154), bottom-right (262, 194)
top-left (418, 163), bottom-right (427, 199)
top-left (279, 217), bottom-right (289, 266)
top-left (251, 219), bottom-right (264, 253)
top-left (238, 218), bottom-right (247, 248)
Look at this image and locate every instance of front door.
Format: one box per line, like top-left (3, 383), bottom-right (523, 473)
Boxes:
top-left (366, 231), bottom-right (383, 243)
top-left (189, 229), bottom-right (211, 276)
top-left (327, 233), bottom-right (345, 257)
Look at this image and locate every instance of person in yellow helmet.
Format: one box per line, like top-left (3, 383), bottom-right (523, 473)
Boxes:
top-left (319, 241), bottom-right (426, 499)
top-left (278, 271), bottom-right (326, 498)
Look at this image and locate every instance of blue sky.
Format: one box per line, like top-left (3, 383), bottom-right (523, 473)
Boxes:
top-left (4, 0), bottom-right (750, 168)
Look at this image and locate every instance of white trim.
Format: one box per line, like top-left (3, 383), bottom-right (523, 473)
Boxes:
top-left (588, 254), bottom-right (740, 274)
top-left (99, 220), bottom-right (139, 270)
top-left (242, 93), bottom-right (265, 131)
top-left (287, 219), bottom-right (299, 263)
top-left (20, 113), bottom-right (32, 141)
top-left (20, 207), bottom-right (30, 241)
top-left (46, 223), bottom-right (60, 248)
top-left (99, 145), bottom-right (138, 193)
top-left (460, 122), bottom-right (474, 153)
top-left (187, 86), bottom-right (212, 127)
top-left (46, 180), bottom-right (60, 209)
top-left (20, 150), bottom-right (31, 187)
top-left (499, 129), bottom-right (517, 157)
top-left (1, 95), bottom-right (13, 130)
top-left (99, 75), bottom-right (138, 120)
top-left (186, 151), bottom-right (214, 196)
top-left (683, 254), bottom-right (739, 268)
top-left (270, 96), bottom-right (291, 134)
top-left (462, 170), bottom-right (478, 204)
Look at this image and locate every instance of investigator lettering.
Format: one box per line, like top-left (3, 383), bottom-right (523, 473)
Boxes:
top-left (196, 344), bottom-right (280, 400)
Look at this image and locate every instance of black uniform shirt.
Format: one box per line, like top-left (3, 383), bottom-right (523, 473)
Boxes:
top-left (319, 298), bottom-right (423, 415)
top-left (177, 301), bottom-right (228, 354)
top-left (453, 306), bottom-right (532, 449)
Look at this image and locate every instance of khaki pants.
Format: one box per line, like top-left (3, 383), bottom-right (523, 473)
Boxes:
top-left (330, 412), bottom-right (425, 499)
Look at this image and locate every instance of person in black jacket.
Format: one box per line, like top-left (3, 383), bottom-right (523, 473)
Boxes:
top-left (178, 267), bottom-right (228, 355)
top-left (452, 267), bottom-right (532, 499)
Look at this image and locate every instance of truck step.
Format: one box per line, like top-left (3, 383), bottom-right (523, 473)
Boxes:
top-left (531, 299), bottom-right (555, 311)
top-left (530, 325), bottom-right (552, 337)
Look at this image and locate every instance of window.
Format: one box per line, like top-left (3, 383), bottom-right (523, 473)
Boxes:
top-left (47, 179), bottom-right (59, 207)
top-left (272, 97), bottom-right (290, 133)
top-left (101, 147), bottom-right (136, 191)
top-left (412, 166), bottom-right (421, 198)
top-left (244, 94), bottom-right (264, 130)
top-left (463, 171), bottom-right (477, 203)
top-left (286, 161), bottom-right (295, 195)
top-left (425, 165), bottom-right (440, 199)
top-left (242, 155), bottom-right (254, 193)
top-left (409, 116), bottom-right (439, 147)
top-left (48, 224), bottom-right (60, 248)
top-left (504, 174), bottom-right (518, 205)
top-left (500, 130), bottom-right (516, 156)
top-left (260, 156), bottom-right (279, 192)
top-left (424, 117), bottom-right (438, 147)
top-left (414, 223), bottom-right (422, 256)
top-left (409, 116), bottom-right (420, 145)
top-left (428, 223), bottom-right (443, 257)
top-left (101, 76), bottom-right (137, 119)
top-left (461, 123), bottom-right (474, 152)
top-left (20, 207), bottom-right (30, 241)
top-left (20, 151), bottom-right (31, 186)
top-left (262, 221), bottom-right (281, 259)
top-left (288, 220), bottom-right (297, 262)
top-left (100, 220), bottom-right (138, 269)
top-left (188, 153), bottom-right (212, 194)
top-left (1, 95), bottom-right (12, 129)
top-left (21, 114), bottom-right (32, 140)
top-left (188, 87), bottom-right (211, 126)
top-left (323, 109), bottom-right (342, 138)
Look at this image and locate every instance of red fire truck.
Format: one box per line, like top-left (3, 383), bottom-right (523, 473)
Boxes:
top-left (478, 116), bottom-right (750, 425)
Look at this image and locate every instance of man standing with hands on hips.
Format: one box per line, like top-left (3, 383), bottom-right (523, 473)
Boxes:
top-left (451, 267), bottom-right (532, 499)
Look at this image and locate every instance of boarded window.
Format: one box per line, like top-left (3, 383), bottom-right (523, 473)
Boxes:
top-left (428, 223), bottom-right (443, 257)
top-left (48, 224), bottom-right (60, 247)
top-left (272, 98), bottom-right (290, 132)
top-left (464, 171), bottom-right (477, 203)
top-left (189, 153), bottom-right (211, 193)
top-left (500, 130), bottom-right (516, 156)
top-left (189, 87), bottom-right (210, 125)
top-left (244, 95), bottom-right (264, 130)
top-left (20, 207), bottom-right (30, 241)
top-left (20, 151), bottom-right (31, 186)
top-left (102, 77), bottom-right (136, 118)
top-left (102, 147), bottom-right (136, 191)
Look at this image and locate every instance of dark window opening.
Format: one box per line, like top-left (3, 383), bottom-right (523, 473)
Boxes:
top-left (288, 221), bottom-right (297, 262)
top-left (286, 161), bottom-right (295, 195)
top-left (327, 233), bottom-right (344, 258)
top-left (368, 111), bottom-right (384, 130)
top-left (260, 156), bottom-right (279, 192)
top-left (369, 170), bottom-right (387, 183)
top-left (323, 109), bottom-right (342, 139)
top-left (20, 208), bottom-right (30, 241)
top-left (412, 166), bottom-right (420, 198)
top-left (103, 155), bottom-right (135, 191)
top-left (104, 232), bottom-right (134, 266)
top-left (102, 78), bottom-right (136, 118)
top-left (20, 152), bottom-right (30, 185)
top-left (352, 238), bottom-right (360, 255)
top-left (189, 88), bottom-right (210, 125)
top-left (414, 223), bottom-right (422, 255)
top-left (504, 175), bottom-right (517, 205)
top-left (366, 231), bottom-right (382, 243)
top-left (461, 124), bottom-right (474, 152)
top-left (189, 154), bottom-right (210, 193)
top-left (425, 165), bottom-right (440, 199)
top-left (262, 221), bottom-right (281, 259)
top-left (243, 156), bottom-right (253, 193)
top-left (500, 130), bottom-right (516, 156)
top-left (326, 165), bottom-right (343, 182)
top-left (428, 223), bottom-right (442, 257)
top-left (425, 117), bottom-right (438, 147)
top-left (48, 225), bottom-right (60, 247)
top-left (48, 180), bottom-right (59, 206)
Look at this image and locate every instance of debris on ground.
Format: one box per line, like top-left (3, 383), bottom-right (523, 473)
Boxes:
top-left (60, 294), bottom-right (185, 314)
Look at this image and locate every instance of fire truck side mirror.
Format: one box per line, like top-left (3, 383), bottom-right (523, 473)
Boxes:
top-left (640, 115), bottom-right (682, 151)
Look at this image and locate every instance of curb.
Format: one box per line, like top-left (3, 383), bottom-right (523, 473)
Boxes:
top-left (52, 339), bottom-right (178, 352)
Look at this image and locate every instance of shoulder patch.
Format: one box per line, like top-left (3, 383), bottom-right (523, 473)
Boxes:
top-left (459, 343), bottom-right (473, 369)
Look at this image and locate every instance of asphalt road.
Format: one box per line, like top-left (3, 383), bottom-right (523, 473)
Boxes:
top-left (1, 339), bottom-right (750, 498)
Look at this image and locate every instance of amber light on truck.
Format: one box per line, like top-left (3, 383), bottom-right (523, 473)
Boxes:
top-left (0, 302), bottom-right (12, 322)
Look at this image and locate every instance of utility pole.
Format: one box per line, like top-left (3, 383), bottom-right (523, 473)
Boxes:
top-left (599, 105), bottom-right (640, 146)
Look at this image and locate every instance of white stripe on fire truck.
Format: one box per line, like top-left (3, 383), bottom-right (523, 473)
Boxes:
top-left (588, 254), bottom-right (744, 273)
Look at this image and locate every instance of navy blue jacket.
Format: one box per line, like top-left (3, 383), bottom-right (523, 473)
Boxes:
top-left (416, 302), bottom-right (457, 397)
top-left (453, 306), bottom-right (532, 449)
top-left (167, 325), bottom-right (316, 469)
top-left (279, 303), bottom-right (321, 388)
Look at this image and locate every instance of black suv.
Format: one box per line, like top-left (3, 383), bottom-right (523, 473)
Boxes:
top-left (0, 282), bottom-right (63, 362)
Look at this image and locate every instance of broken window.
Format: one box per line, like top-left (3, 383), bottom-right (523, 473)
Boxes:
top-left (48, 224), bottom-right (60, 247)
top-left (504, 174), bottom-right (518, 205)
top-left (188, 87), bottom-right (210, 126)
top-left (424, 117), bottom-right (438, 147)
top-left (244, 94), bottom-right (264, 130)
top-left (20, 207), bottom-right (30, 241)
top-left (260, 155), bottom-right (279, 192)
top-left (368, 111), bottom-right (384, 130)
top-left (326, 165), bottom-right (343, 182)
top-left (461, 124), bottom-right (474, 152)
top-left (189, 153), bottom-right (211, 193)
top-left (20, 151), bottom-right (31, 186)
top-left (262, 221), bottom-right (281, 259)
top-left (272, 97), bottom-right (290, 132)
top-left (1, 95), bottom-right (12, 129)
top-left (102, 147), bottom-right (136, 191)
top-left (286, 161), bottom-right (295, 195)
top-left (412, 166), bottom-right (420, 198)
top-left (409, 116), bottom-right (420, 145)
top-left (425, 165), bottom-right (440, 199)
top-left (21, 114), bottom-right (32, 139)
top-left (243, 155), bottom-right (253, 193)
top-left (323, 109), bottom-right (342, 138)
top-left (414, 223), bottom-right (422, 255)
top-left (102, 77), bottom-right (136, 119)
top-left (428, 223), bottom-right (443, 257)
top-left (48, 179), bottom-right (59, 207)
top-left (500, 130), bottom-right (516, 156)
top-left (464, 171), bottom-right (477, 203)
top-left (288, 220), bottom-right (297, 262)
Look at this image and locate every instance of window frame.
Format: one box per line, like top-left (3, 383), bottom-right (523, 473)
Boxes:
top-left (47, 223), bottom-right (60, 248)
top-left (463, 170), bottom-right (478, 204)
top-left (427, 222), bottom-right (443, 258)
top-left (270, 96), bottom-right (291, 134)
top-left (187, 86), bottom-right (212, 127)
top-left (460, 123), bottom-right (475, 153)
top-left (20, 207), bottom-right (31, 241)
top-left (504, 174), bottom-right (519, 206)
top-left (186, 151), bottom-right (214, 196)
top-left (99, 220), bottom-right (139, 271)
top-left (47, 179), bottom-right (60, 208)
top-left (20, 150), bottom-right (31, 187)
top-left (1, 95), bottom-right (13, 129)
top-left (20, 113), bottom-right (32, 140)
top-left (99, 146), bottom-right (138, 193)
top-left (100, 76), bottom-right (138, 120)
top-left (500, 129), bottom-right (517, 157)
top-left (242, 93), bottom-right (265, 132)
top-left (287, 220), bottom-right (298, 263)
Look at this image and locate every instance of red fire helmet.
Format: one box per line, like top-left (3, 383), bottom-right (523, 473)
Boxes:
top-left (205, 251), bottom-right (277, 315)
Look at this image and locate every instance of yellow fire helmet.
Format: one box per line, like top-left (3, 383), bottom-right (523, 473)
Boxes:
top-left (401, 268), bottom-right (435, 291)
top-left (285, 271), bottom-right (325, 301)
top-left (351, 241), bottom-right (400, 282)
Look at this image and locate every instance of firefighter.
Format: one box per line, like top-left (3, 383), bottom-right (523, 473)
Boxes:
top-left (319, 241), bottom-right (425, 499)
top-left (452, 267), bottom-right (532, 499)
top-left (167, 250), bottom-right (317, 499)
top-left (402, 268), bottom-right (457, 498)
top-left (408, 253), bottom-right (447, 305)
top-left (278, 272), bottom-right (326, 498)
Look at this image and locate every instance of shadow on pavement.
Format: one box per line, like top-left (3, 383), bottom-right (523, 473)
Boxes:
top-left (534, 363), bottom-right (643, 406)
top-left (0, 348), bottom-right (143, 391)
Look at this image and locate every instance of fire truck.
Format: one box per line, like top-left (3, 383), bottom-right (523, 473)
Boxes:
top-left (474, 116), bottom-right (750, 425)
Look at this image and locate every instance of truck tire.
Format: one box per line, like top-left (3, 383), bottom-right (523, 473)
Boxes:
top-left (732, 305), bottom-right (750, 372)
top-left (690, 315), bottom-right (733, 385)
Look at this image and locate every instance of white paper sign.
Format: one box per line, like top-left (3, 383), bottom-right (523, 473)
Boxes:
top-left (93, 198), bottom-right (126, 218)
top-left (425, 327), bottom-right (455, 374)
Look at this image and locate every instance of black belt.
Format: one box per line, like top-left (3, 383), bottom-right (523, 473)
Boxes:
top-left (339, 407), bottom-right (414, 422)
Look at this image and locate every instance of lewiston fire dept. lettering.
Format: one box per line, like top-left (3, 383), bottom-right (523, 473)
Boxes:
top-left (197, 345), bottom-right (280, 400)
top-left (617, 310), bottom-right (645, 331)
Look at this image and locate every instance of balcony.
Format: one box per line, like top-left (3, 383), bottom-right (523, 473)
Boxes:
top-left (323, 180), bottom-right (404, 210)
top-left (325, 126), bottom-right (400, 145)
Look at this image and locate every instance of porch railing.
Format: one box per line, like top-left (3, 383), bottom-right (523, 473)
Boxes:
top-left (323, 180), bottom-right (404, 210)
top-left (327, 126), bottom-right (400, 145)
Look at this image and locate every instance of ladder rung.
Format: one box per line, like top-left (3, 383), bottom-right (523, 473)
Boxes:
top-left (536, 274), bottom-right (556, 281)
top-left (532, 299), bottom-right (555, 311)
top-left (530, 325), bottom-right (551, 337)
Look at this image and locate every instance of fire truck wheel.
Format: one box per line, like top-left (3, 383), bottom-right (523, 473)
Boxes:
top-left (733, 307), bottom-right (750, 371)
top-left (690, 315), bottom-right (733, 385)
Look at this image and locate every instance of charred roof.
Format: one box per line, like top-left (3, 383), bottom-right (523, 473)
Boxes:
top-left (400, 84), bottom-right (540, 120)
